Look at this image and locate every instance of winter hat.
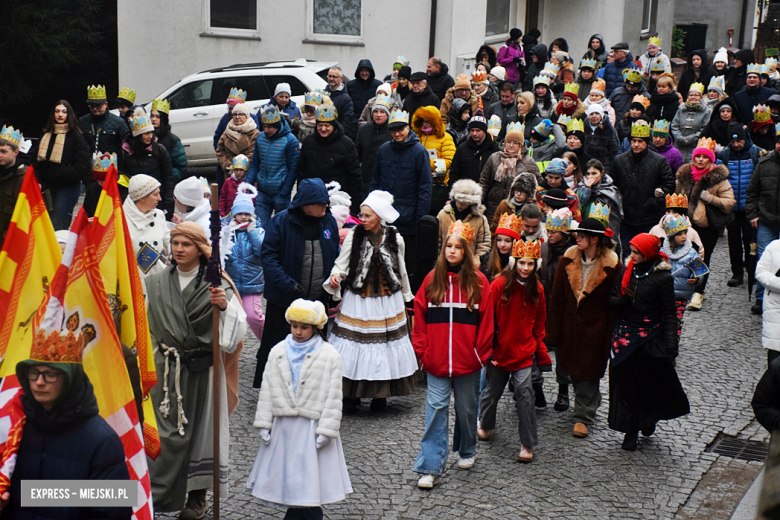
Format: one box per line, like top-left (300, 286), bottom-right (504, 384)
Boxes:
top-left (487, 115), bottom-right (502, 137)
top-left (274, 82), bottom-right (291, 97)
top-left (713, 47), bottom-right (729, 65)
top-left (467, 109), bottom-right (488, 133)
top-left (528, 28), bottom-right (541, 39)
top-left (361, 190), bottom-right (400, 223)
top-left (505, 122), bottom-right (525, 143)
top-left (691, 137), bottom-right (716, 164)
top-left (232, 103), bottom-right (251, 118)
top-left (590, 79), bottom-right (606, 98)
top-left (231, 188), bottom-right (255, 216)
top-left (510, 28), bottom-right (523, 40)
top-left (55, 230), bottom-right (70, 245)
top-left (129, 107), bottom-right (154, 137)
top-left (326, 181), bottom-right (352, 208)
top-left (331, 205), bottom-right (350, 228)
top-left (530, 119), bottom-right (553, 141)
top-left (398, 66), bottom-right (412, 80)
top-left (174, 176), bottom-right (205, 207)
top-left (727, 123), bottom-right (747, 142)
top-left (512, 172), bottom-right (539, 197)
top-left (542, 188), bottom-right (570, 209)
top-left (769, 94), bottom-right (780, 110)
top-left (376, 83), bottom-right (392, 96)
top-left (454, 74), bottom-right (472, 91)
top-left (450, 179), bottom-right (482, 206)
top-left (490, 66), bottom-right (507, 82)
top-left (128, 174), bottom-right (160, 202)
top-left (285, 298), bottom-right (328, 329)
top-left (587, 103), bottom-right (605, 118)
top-left (552, 51), bottom-right (569, 65)
top-left (545, 158), bottom-right (568, 177)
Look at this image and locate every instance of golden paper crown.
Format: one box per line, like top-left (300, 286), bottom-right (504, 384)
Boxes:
top-left (689, 82), bottom-right (705, 95)
top-left (633, 94), bottom-right (651, 109)
top-left (92, 152), bottom-right (117, 173)
top-left (567, 118), bottom-right (584, 133)
top-left (648, 36), bottom-right (661, 46)
top-left (472, 70), bottom-right (488, 83)
top-left (591, 78), bottom-right (606, 94)
top-left (754, 104), bottom-right (771, 123)
top-left (87, 84), bottom-right (106, 102)
top-left (625, 69), bottom-right (643, 84)
top-left (152, 98), bottom-right (170, 114)
top-left (652, 119), bottom-right (670, 136)
top-left (227, 87), bottom-right (247, 102)
top-left (496, 213), bottom-right (523, 239)
top-left (564, 83), bottom-right (580, 96)
top-left (316, 104), bottom-right (338, 122)
top-left (31, 328), bottom-right (84, 364)
top-left (631, 120), bottom-right (651, 138)
top-left (767, 57), bottom-right (779, 70)
top-left (117, 87), bottom-right (136, 104)
top-left (447, 220), bottom-right (476, 244)
top-left (696, 137), bottom-right (716, 151)
top-left (533, 75), bottom-right (551, 87)
top-left (666, 192), bottom-right (688, 209)
top-left (588, 202), bottom-right (611, 224)
top-left (511, 238), bottom-right (542, 259)
top-left (130, 111), bottom-right (153, 134)
top-left (747, 63), bottom-right (763, 75)
top-left (505, 121), bottom-right (525, 139)
top-left (0, 125), bottom-right (23, 148)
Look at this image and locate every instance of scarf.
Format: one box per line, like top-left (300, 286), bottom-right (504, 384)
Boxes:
top-left (556, 102), bottom-right (578, 116)
top-left (691, 164), bottom-right (710, 182)
top-left (224, 117), bottom-right (258, 142)
top-left (285, 334), bottom-right (322, 393)
top-left (684, 100), bottom-right (702, 111)
top-left (495, 150), bottom-right (519, 181)
top-left (301, 112), bottom-right (317, 128)
top-left (37, 124), bottom-right (69, 164)
top-left (620, 233), bottom-right (668, 295)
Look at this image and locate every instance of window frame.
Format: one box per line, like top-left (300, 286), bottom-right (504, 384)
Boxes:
top-left (641, 0), bottom-right (654, 34)
top-left (201, 0), bottom-right (262, 40)
top-left (304, 0), bottom-right (364, 45)
top-left (485, 0), bottom-right (513, 40)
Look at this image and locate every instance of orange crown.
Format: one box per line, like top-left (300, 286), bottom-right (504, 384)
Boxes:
top-left (30, 328), bottom-right (84, 364)
top-left (666, 193), bottom-right (689, 209)
top-left (633, 95), bottom-right (651, 110)
top-left (696, 137), bottom-right (716, 151)
top-left (447, 220), bottom-right (476, 244)
top-left (495, 213), bottom-right (523, 240)
top-left (472, 70), bottom-right (488, 83)
top-left (511, 238), bottom-right (542, 259)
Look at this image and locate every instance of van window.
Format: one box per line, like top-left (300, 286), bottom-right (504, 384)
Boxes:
top-left (218, 76), bottom-right (271, 102)
top-left (168, 80), bottom-right (214, 109)
top-left (263, 76), bottom-right (308, 97)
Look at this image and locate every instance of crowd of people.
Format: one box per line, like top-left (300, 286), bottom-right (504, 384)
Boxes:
top-left (3, 25), bottom-right (780, 518)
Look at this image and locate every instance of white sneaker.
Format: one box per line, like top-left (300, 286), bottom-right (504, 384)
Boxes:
top-left (457, 456), bottom-right (476, 469)
top-left (417, 474), bottom-right (439, 489)
top-left (688, 292), bottom-right (703, 310)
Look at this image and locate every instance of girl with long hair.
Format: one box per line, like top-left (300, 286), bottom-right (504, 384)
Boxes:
top-left (487, 213), bottom-right (522, 279)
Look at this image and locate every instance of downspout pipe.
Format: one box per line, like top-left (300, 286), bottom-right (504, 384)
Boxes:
top-left (429, 0), bottom-right (437, 58)
top-left (738, 0), bottom-right (748, 49)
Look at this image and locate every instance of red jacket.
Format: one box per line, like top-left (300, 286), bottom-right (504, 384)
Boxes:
top-left (412, 269), bottom-right (495, 378)
top-left (489, 277), bottom-right (551, 372)
top-left (219, 175), bottom-right (242, 217)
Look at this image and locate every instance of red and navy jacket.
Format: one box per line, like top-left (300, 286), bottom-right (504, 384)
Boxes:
top-left (412, 269), bottom-right (495, 378)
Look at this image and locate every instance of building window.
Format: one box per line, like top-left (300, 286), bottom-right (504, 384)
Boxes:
top-left (486, 0), bottom-right (511, 37)
top-left (641, 0), bottom-right (654, 33)
top-left (312, 0), bottom-right (361, 36)
top-left (202, 0), bottom-right (261, 39)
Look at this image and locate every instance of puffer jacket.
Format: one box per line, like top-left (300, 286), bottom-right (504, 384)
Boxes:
top-left (156, 126), bottom-right (188, 182)
top-left (254, 339), bottom-right (343, 438)
top-left (662, 237), bottom-right (702, 301)
top-left (260, 98), bottom-right (302, 122)
top-left (445, 98), bottom-right (471, 147)
top-left (440, 87), bottom-right (479, 125)
top-left (523, 44), bottom-right (548, 93)
top-left (746, 150), bottom-right (780, 228)
top-left (583, 116), bottom-right (619, 174)
top-left (412, 106), bottom-right (457, 175)
top-left (78, 111), bottom-right (129, 154)
top-left (224, 223), bottom-right (266, 295)
top-left (612, 148), bottom-right (675, 226)
top-left (448, 134), bottom-right (500, 185)
top-left (247, 117), bottom-right (300, 198)
top-left (370, 132), bottom-right (432, 234)
top-left (529, 123), bottom-right (566, 163)
top-left (497, 40), bottom-right (525, 83)
top-left (355, 118), bottom-right (391, 195)
top-left (426, 62), bottom-right (456, 104)
top-left (652, 134), bottom-right (685, 174)
top-left (609, 84), bottom-right (650, 121)
top-left (676, 163), bottom-right (736, 228)
top-left (603, 52), bottom-right (640, 98)
top-left (325, 86), bottom-right (357, 141)
top-left (412, 269), bottom-right (495, 378)
top-left (479, 150), bottom-right (540, 222)
top-left (347, 59), bottom-right (383, 117)
top-left (752, 348), bottom-right (780, 431)
top-left (671, 101), bottom-right (713, 162)
top-left (756, 240), bottom-right (780, 354)
top-left (718, 140), bottom-right (762, 211)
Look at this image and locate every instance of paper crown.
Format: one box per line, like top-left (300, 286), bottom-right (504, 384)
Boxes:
top-left (0, 125), bottom-right (22, 148)
top-left (689, 82), bottom-right (705, 95)
top-left (505, 121), bottom-right (525, 138)
top-left (588, 202), bottom-right (611, 224)
top-left (31, 328), bottom-right (84, 364)
top-left (151, 98), bottom-right (170, 115)
top-left (92, 152), bottom-right (117, 174)
top-left (767, 57), bottom-right (778, 70)
top-left (761, 64), bottom-right (770, 75)
top-left (557, 114), bottom-right (572, 127)
top-left (631, 120), bottom-right (651, 138)
top-left (130, 111), bottom-right (153, 135)
top-left (652, 119), bottom-right (670, 136)
top-left (533, 119), bottom-right (554, 139)
top-left (666, 192), bottom-right (689, 209)
top-left (580, 58), bottom-right (598, 70)
top-left (374, 94), bottom-right (393, 110)
top-left (754, 104), bottom-right (772, 123)
top-left (650, 58), bottom-right (666, 72)
top-left (488, 115), bottom-right (502, 133)
top-left (304, 91), bottom-right (323, 106)
top-left (227, 87), bottom-right (247, 102)
top-left (708, 75), bottom-right (725, 92)
top-left (388, 110), bottom-right (409, 126)
top-left (567, 118), bottom-right (585, 133)
top-left (591, 78), bottom-right (606, 94)
top-left (747, 63), bottom-right (763, 75)
top-left (533, 75), bottom-right (551, 87)
top-left (696, 137), bottom-right (716, 151)
top-left (662, 214), bottom-right (688, 236)
top-left (472, 70), bottom-right (488, 83)
top-left (564, 83), bottom-right (580, 96)
top-left (776, 122), bottom-right (780, 137)
top-left (648, 36), bottom-right (661, 46)
top-left (546, 208), bottom-right (573, 232)
top-left (262, 106), bottom-right (281, 124)
top-left (117, 87), bottom-right (136, 104)
top-left (512, 238), bottom-right (542, 259)
top-left (625, 69), bottom-right (643, 84)
top-left (543, 62), bottom-right (560, 75)
top-left (447, 220), bottom-right (476, 244)
top-left (231, 154), bottom-right (249, 170)
top-left (316, 104), bottom-right (338, 122)
top-left (87, 84), bottom-right (106, 102)
top-left (633, 94), bottom-right (651, 109)
top-left (395, 55), bottom-right (410, 66)
top-left (496, 213), bottom-right (523, 240)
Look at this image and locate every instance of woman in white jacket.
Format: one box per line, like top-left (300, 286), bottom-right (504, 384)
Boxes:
top-left (247, 299), bottom-right (352, 517)
top-left (756, 239), bottom-right (780, 367)
top-left (123, 174), bottom-right (170, 278)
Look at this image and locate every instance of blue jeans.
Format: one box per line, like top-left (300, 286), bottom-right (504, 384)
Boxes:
top-left (413, 370), bottom-right (480, 475)
top-left (47, 183), bottom-right (82, 231)
top-left (254, 190), bottom-right (289, 229)
top-left (756, 223), bottom-right (780, 302)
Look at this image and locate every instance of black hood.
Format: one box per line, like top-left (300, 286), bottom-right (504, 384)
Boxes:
top-left (588, 34), bottom-right (606, 55)
top-left (550, 38), bottom-right (569, 53)
top-left (686, 49), bottom-right (709, 72)
top-left (735, 49), bottom-right (755, 68)
top-left (353, 59), bottom-right (376, 83)
top-left (476, 45), bottom-right (497, 67)
top-left (531, 43), bottom-right (548, 62)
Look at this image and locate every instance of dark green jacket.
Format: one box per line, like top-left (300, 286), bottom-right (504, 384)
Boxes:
top-left (78, 112), bottom-right (129, 154)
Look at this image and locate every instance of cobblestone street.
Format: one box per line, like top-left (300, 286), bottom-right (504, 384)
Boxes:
top-left (157, 238), bottom-right (767, 519)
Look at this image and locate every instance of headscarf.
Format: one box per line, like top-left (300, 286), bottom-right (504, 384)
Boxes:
top-left (620, 233), bottom-right (668, 295)
top-left (171, 222), bottom-right (212, 258)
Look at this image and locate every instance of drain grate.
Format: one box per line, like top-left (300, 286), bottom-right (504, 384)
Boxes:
top-left (705, 433), bottom-right (769, 462)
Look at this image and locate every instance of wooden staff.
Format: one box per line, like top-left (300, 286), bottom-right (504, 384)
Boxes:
top-left (206, 183), bottom-right (221, 520)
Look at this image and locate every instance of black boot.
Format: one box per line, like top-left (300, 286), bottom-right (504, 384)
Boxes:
top-left (370, 398), bottom-right (387, 411)
top-left (622, 431), bottom-right (638, 451)
top-left (641, 423), bottom-right (656, 437)
top-left (727, 274), bottom-right (744, 287)
top-left (342, 397), bottom-right (360, 412)
top-left (752, 301), bottom-right (764, 315)
top-left (553, 385), bottom-right (569, 412)
top-left (533, 384), bottom-right (547, 408)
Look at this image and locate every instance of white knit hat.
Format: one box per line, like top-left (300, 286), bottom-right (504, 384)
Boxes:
top-left (128, 174), bottom-right (161, 202)
top-left (490, 66), bottom-right (506, 82)
top-left (361, 190), bottom-right (399, 223)
top-left (376, 83), bottom-right (392, 96)
top-left (587, 103), bottom-right (605, 117)
top-left (285, 298), bottom-right (328, 329)
top-left (274, 83), bottom-right (292, 97)
top-left (55, 230), bottom-right (70, 245)
top-left (713, 47), bottom-right (729, 65)
top-left (174, 176), bottom-right (205, 207)
top-left (232, 103), bottom-right (250, 116)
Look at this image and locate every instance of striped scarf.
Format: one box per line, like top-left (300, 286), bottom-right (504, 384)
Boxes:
top-left (37, 124), bottom-right (69, 164)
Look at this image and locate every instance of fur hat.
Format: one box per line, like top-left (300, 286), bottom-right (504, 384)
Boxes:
top-left (285, 299), bottom-right (328, 330)
top-left (128, 174), bottom-right (160, 202)
top-left (450, 179), bottom-right (482, 206)
top-left (511, 172), bottom-right (539, 198)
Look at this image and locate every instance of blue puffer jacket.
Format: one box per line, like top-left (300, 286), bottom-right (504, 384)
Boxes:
top-left (663, 238), bottom-right (702, 301)
top-left (369, 132), bottom-right (432, 235)
top-left (246, 118), bottom-right (300, 197)
top-left (260, 178), bottom-right (339, 307)
top-left (213, 112), bottom-right (260, 150)
top-left (603, 52), bottom-right (640, 98)
top-left (717, 139), bottom-right (761, 211)
top-left (260, 98), bottom-right (302, 122)
top-left (225, 224), bottom-right (266, 295)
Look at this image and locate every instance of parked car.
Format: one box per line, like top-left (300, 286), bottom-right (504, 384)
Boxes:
top-left (144, 59), bottom-right (332, 167)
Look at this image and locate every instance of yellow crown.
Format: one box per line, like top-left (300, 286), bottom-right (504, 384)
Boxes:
top-left (472, 70), bottom-right (488, 83)
top-left (747, 63), bottom-right (763, 75)
top-left (533, 75), bottom-right (551, 87)
top-left (652, 119), bottom-right (670, 136)
top-left (588, 202), bottom-right (611, 224)
top-left (496, 213), bottom-right (523, 239)
top-left (666, 192), bottom-right (688, 209)
top-left (631, 120), bottom-right (651, 138)
top-left (564, 83), bottom-right (580, 96)
top-left (696, 137), bottom-right (716, 151)
top-left (0, 125), bottom-right (23, 148)
top-left (625, 69), bottom-right (643, 84)
top-left (689, 82), bottom-right (705, 95)
top-left (227, 87), bottom-right (247, 102)
top-left (118, 87), bottom-right (136, 104)
top-left (511, 238), bottom-right (542, 259)
top-left (30, 328), bottom-right (84, 364)
top-left (648, 36), bottom-right (661, 46)
top-left (152, 98), bottom-right (170, 114)
top-left (633, 94), bottom-right (651, 110)
top-left (388, 110), bottom-right (409, 126)
top-left (754, 104), bottom-right (771, 123)
top-left (87, 84), bottom-right (106, 102)
top-left (567, 118), bottom-right (584, 133)
top-left (447, 220), bottom-right (476, 244)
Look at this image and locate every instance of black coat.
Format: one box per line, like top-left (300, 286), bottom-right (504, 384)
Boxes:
top-left (347, 59), bottom-right (382, 119)
top-left (523, 44), bottom-right (548, 92)
top-left (747, 150), bottom-right (780, 228)
top-left (645, 91), bottom-right (681, 124)
top-left (118, 142), bottom-right (174, 217)
top-left (325, 86), bottom-right (357, 141)
top-left (678, 50), bottom-right (716, 102)
top-left (297, 120), bottom-right (362, 213)
top-left (33, 130), bottom-right (91, 189)
top-left (700, 98), bottom-right (742, 147)
top-left (752, 357), bottom-right (780, 432)
top-left (583, 117), bottom-right (619, 174)
top-left (402, 86), bottom-right (441, 120)
top-left (612, 148), bottom-right (675, 226)
top-left (355, 119), bottom-right (391, 197)
top-left (726, 49), bottom-right (756, 97)
top-left (503, 105), bottom-right (543, 142)
top-left (448, 135), bottom-right (500, 185)
top-left (426, 63), bottom-right (455, 104)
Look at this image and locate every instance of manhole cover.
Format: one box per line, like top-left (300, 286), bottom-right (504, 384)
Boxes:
top-left (705, 433), bottom-right (768, 462)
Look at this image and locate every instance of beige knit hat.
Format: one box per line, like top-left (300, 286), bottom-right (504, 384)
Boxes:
top-left (128, 174), bottom-right (161, 202)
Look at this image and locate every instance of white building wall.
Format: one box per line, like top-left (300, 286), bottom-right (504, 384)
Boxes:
top-left (539, 0), bottom-right (626, 61)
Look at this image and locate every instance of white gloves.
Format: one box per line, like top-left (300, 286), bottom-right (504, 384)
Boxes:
top-left (699, 189), bottom-right (713, 203)
top-left (316, 434), bottom-right (331, 449)
top-left (654, 187), bottom-right (665, 198)
top-left (259, 428), bottom-right (271, 445)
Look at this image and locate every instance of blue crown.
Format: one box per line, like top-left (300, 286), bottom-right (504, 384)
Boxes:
top-left (316, 104), bottom-right (338, 122)
top-left (373, 94), bottom-right (393, 111)
top-left (588, 202), bottom-right (610, 224)
top-left (661, 214), bottom-right (688, 236)
top-left (580, 58), bottom-right (597, 70)
top-left (261, 106), bottom-right (281, 124)
top-left (505, 121), bottom-right (525, 136)
top-left (305, 91), bottom-right (323, 105)
top-left (129, 112), bottom-right (153, 135)
top-left (231, 154), bottom-right (249, 170)
top-left (546, 208), bottom-right (573, 232)
top-left (228, 87), bottom-right (247, 102)
top-left (92, 152), bottom-right (117, 173)
top-left (0, 125), bottom-right (22, 148)
top-left (388, 110), bottom-right (409, 126)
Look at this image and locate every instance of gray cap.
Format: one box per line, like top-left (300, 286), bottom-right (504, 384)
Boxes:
top-left (611, 42), bottom-right (629, 51)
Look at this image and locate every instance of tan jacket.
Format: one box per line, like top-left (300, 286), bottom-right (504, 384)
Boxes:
top-left (437, 203), bottom-right (492, 258)
top-left (675, 163), bottom-right (736, 228)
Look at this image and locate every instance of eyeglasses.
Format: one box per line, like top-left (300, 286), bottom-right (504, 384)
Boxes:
top-left (27, 369), bottom-right (62, 383)
top-left (232, 113), bottom-right (247, 118)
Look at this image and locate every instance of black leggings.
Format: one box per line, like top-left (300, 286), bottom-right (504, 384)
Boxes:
top-left (692, 224), bottom-right (720, 294)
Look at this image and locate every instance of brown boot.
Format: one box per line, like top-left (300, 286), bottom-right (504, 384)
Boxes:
top-left (179, 489), bottom-right (208, 520)
top-left (572, 422), bottom-right (588, 438)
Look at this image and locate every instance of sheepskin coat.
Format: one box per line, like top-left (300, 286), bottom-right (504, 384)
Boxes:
top-left (254, 339), bottom-right (343, 438)
top-left (675, 163), bottom-right (736, 228)
top-left (437, 202), bottom-right (492, 258)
